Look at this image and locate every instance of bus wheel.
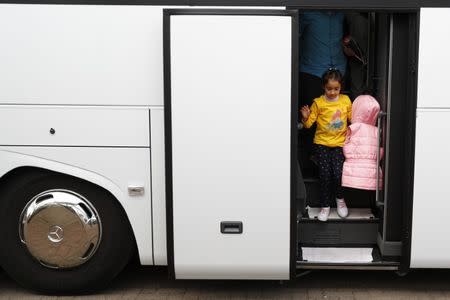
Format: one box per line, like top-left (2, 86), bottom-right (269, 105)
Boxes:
top-left (0, 172), bottom-right (135, 294)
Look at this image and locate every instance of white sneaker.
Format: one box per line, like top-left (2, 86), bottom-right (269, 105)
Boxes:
top-left (336, 198), bottom-right (348, 218)
top-left (317, 207), bottom-right (330, 222)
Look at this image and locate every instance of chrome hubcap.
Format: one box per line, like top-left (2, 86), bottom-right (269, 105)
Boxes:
top-left (19, 190), bottom-right (102, 269)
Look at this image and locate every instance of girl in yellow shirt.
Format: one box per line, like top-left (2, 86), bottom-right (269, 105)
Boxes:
top-left (301, 69), bottom-right (352, 222)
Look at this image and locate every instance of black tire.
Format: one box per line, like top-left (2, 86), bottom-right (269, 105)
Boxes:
top-left (0, 171), bottom-right (135, 294)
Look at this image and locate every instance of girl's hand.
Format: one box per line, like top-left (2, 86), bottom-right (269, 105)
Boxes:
top-left (300, 105), bottom-right (310, 121)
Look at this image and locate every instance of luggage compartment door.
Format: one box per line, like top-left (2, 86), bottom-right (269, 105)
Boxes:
top-left (164, 9), bottom-right (297, 279)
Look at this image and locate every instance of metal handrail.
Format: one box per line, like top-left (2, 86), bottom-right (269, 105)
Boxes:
top-left (375, 111), bottom-right (387, 206)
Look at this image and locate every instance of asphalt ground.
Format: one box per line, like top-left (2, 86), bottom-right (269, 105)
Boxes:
top-left (2, 263), bottom-right (450, 299)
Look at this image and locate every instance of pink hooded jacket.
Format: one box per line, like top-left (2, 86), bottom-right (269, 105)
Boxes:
top-left (342, 95), bottom-right (383, 190)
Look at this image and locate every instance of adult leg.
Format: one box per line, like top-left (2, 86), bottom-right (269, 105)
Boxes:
top-left (348, 60), bottom-right (368, 98)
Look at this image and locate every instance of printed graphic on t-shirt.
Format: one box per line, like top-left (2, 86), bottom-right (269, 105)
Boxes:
top-left (328, 110), bottom-right (344, 131)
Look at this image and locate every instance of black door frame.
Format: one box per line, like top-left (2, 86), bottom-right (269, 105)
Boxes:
top-left (163, 8), bottom-right (299, 280)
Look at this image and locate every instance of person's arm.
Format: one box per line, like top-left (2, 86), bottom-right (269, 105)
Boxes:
top-left (344, 13), bottom-right (351, 37)
top-left (302, 101), bottom-right (319, 128)
top-left (343, 14), bottom-right (355, 57)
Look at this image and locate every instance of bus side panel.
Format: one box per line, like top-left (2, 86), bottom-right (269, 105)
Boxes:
top-left (0, 146), bottom-right (154, 265)
top-left (416, 8), bottom-right (450, 109)
top-left (0, 4), bottom-right (170, 106)
top-left (0, 4), bottom-right (283, 107)
top-left (0, 106), bottom-right (149, 147)
top-left (411, 110), bottom-right (450, 268)
top-left (411, 8), bottom-right (450, 268)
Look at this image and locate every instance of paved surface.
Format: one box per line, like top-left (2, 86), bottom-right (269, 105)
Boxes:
top-left (2, 264), bottom-right (450, 299)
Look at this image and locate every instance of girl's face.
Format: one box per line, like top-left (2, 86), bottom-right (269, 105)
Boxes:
top-left (324, 79), bottom-right (341, 99)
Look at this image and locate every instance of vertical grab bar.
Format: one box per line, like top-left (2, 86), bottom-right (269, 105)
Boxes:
top-left (375, 111), bottom-right (387, 206)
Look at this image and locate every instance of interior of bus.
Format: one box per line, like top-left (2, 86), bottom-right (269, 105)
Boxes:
top-left (294, 9), bottom-right (418, 270)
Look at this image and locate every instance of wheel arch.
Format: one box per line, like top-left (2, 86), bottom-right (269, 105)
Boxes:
top-left (0, 165), bottom-right (142, 264)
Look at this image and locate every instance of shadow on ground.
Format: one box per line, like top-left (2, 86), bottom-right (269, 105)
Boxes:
top-left (2, 263), bottom-right (450, 299)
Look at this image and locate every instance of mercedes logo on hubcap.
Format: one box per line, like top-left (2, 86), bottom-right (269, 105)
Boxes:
top-left (48, 225), bottom-right (64, 243)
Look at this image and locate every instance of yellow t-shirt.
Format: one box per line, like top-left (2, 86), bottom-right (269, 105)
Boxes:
top-left (302, 95), bottom-right (352, 147)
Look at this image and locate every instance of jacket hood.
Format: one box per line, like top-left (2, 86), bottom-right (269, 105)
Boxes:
top-left (351, 95), bottom-right (380, 125)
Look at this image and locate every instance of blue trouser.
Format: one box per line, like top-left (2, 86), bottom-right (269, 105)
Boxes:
top-left (314, 144), bottom-right (345, 207)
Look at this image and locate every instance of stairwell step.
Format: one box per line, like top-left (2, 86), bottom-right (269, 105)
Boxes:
top-left (298, 217), bottom-right (379, 246)
top-left (306, 207), bottom-right (375, 220)
top-left (300, 247), bottom-right (374, 263)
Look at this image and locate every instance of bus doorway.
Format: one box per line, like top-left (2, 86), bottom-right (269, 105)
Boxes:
top-left (295, 10), bottom-right (418, 271)
top-left (163, 7), bottom-right (419, 277)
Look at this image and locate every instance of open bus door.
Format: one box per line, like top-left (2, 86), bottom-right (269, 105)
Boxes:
top-left (163, 9), bottom-right (298, 280)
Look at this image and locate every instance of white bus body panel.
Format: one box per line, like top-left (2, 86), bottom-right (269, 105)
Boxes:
top-left (0, 146), bottom-right (153, 265)
top-left (411, 8), bottom-right (450, 268)
top-left (411, 109), bottom-right (450, 268)
top-left (0, 4), bottom-right (168, 106)
top-left (169, 14), bottom-right (292, 279)
top-left (0, 106), bottom-right (149, 147)
top-left (0, 4), bottom-right (280, 107)
top-left (416, 8), bottom-right (450, 109)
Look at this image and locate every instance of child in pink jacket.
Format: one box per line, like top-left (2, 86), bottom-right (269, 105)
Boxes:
top-left (342, 95), bottom-right (383, 190)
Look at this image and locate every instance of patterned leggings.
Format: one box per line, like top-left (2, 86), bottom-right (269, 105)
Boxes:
top-left (314, 144), bottom-right (345, 207)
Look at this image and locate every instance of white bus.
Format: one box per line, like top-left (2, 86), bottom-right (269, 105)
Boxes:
top-left (0, 0), bottom-right (445, 293)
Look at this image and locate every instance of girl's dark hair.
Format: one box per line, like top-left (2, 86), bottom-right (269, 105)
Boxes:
top-left (321, 69), bottom-right (344, 87)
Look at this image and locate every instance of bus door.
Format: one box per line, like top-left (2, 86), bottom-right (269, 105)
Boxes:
top-left (163, 9), bottom-right (298, 279)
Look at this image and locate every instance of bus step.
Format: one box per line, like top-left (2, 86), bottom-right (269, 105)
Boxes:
top-left (298, 208), bottom-right (379, 246)
top-left (296, 247), bottom-right (400, 270)
top-left (299, 247), bottom-right (374, 264)
top-left (302, 207), bottom-right (377, 221)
